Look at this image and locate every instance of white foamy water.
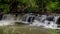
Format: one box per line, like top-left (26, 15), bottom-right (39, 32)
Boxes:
top-left (21, 14), bottom-right (60, 29)
top-left (0, 13), bottom-right (60, 29)
top-left (0, 20), bottom-right (15, 26)
top-left (0, 14), bottom-right (15, 26)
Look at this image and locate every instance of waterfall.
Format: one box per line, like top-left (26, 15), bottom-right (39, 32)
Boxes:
top-left (0, 13), bottom-right (59, 29)
top-left (0, 14), bottom-right (15, 26)
top-left (21, 13), bottom-right (60, 29)
top-left (21, 13), bottom-right (36, 24)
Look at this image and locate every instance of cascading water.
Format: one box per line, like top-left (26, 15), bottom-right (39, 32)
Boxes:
top-left (0, 13), bottom-right (60, 29)
top-left (21, 13), bottom-right (36, 24)
top-left (0, 14), bottom-right (15, 26)
top-left (21, 13), bottom-right (60, 29)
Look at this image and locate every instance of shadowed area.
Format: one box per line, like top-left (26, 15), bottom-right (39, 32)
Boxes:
top-left (56, 17), bottom-right (60, 24)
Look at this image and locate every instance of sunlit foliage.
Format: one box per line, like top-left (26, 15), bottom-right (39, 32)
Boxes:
top-left (0, 0), bottom-right (60, 14)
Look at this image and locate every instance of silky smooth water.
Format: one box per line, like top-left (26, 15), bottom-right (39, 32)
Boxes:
top-left (21, 14), bottom-right (60, 29)
top-left (0, 14), bottom-right (60, 29)
top-left (0, 14), bottom-right (15, 26)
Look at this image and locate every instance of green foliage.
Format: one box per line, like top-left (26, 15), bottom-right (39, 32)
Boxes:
top-left (0, 0), bottom-right (60, 13)
top-left (46, 1), bottom-right (59, 11)
top-left (17, 0), bottom-right (40, 12)
top-left (11, 0), bottom-right (60, 13)
top-left (4, 0), bottom-right (11, 3)
top-left (0, 0), bottom-right (10, 14)
top-left (0, 4), bottom-right (9, 14)
top-left (44, 0), bottom-right (59, 13)
top-left (22, 0), bottom-right (37, 8)
top-left (3, 4), bottom-right (9, 14)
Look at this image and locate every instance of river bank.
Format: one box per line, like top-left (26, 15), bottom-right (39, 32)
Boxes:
top-left (0, 25), bottom-right (57, 34)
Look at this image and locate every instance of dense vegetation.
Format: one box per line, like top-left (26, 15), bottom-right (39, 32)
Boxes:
top-left (0, 0), bottom-right (60, 14)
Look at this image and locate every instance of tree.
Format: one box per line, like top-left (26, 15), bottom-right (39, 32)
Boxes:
top-left (0, 0), bottom-right (10, 14)
top-left (17, 0), bottom-right (40, 13)
top-left (44, 0), bottom-right (59, 14)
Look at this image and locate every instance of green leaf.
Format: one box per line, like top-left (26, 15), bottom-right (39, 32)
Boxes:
top-left (4, 0), bottom-right (11, 3)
